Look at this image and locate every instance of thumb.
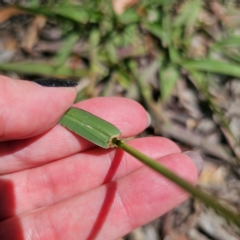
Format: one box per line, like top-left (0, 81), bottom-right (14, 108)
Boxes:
top-left (0, 75), bottom-right (77, 141)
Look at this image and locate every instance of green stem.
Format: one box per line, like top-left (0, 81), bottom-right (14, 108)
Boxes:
top-left (113, 139), bottom-right (240, 227)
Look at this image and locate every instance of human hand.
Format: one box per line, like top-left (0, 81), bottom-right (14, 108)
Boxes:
top-left (0, 75), bottom-right (202, 240)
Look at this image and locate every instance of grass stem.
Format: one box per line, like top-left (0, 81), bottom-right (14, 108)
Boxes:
top-left (113, 139), bottom-right (240, 228)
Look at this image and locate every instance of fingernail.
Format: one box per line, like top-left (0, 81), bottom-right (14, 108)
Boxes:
top-left (32, 78), bottom-right (79, 87)
top-left (183, 151), bottom-right (203, 176)
top-left (146, 111), bottom-right (152, 127)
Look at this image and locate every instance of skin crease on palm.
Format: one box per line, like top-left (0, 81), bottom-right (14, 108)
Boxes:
top-left (0, 75), bottom-right (199, 240)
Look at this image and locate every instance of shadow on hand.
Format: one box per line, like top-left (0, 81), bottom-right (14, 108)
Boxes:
top-left (86, 148), bottom-right (124, 240)
top-left (0, 179), bottom-right (23, 240)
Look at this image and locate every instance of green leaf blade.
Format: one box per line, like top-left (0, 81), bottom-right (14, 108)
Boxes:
top-left (0, 62), bottom-right (88, 78)
top-left (54, 33), bottom-right (79, 68)
top-left (160, 65), bottom-right (179, 102)
top-left (59, 108), bottom-right (121, 148)
top-left (181, 60), bottom-right (240, 78)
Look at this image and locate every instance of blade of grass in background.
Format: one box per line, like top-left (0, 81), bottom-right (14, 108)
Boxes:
top-left (173, 0), bottom-right (201, 29)
top-left (212, 37), bottom-right (240, 49)
top-left (221, 50), bottom-right (240, 64)
top-left (0, 62), bottom-right (88, 77)
top-left (54, 32), bottom-right (79, 68)
top-left (160, 65), bottom-right (179, 102)
top-left (21, 4), bottom-right (102, 23)
top-left (173, 0), bottom-right (202, 44)
top-left (53, 5), bottom-right (89, 23)
top-left (117, 8), bottom-right (140, 24)
top-left (143, 21), bottom-right (161, 38)
top-left (182, 60), bottom-right (240, 78)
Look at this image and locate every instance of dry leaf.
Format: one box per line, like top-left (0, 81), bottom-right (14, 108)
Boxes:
top-left (112, 0), bottom-right (138, 15)
top-left (21, 15), bottom-right (47, 53)
top-left (0, 7), bottom-right (25, 24)
top-left (188, 34), bottom-right (208, 59)
top-left (166, 232), bottom-right (191, 240)
top-left (199, 161), bottom-right (226, 186)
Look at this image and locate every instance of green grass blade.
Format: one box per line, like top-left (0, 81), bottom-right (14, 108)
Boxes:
top-left (0, 62), bottom-right (88, 77)
top-left (117, 8), bottom-right (140, 24)
top-left (160, 65), bottom-right (179, 102)
top-left (19, 6), bottom-right (56, 17)
top-left (54, 32), bottom-right (79, 67)
top-left (173, 0), bottom-right (201, 28)
top-left (181, 60), bottom-right (240, 78)
top-left (20, 5), bottom-right (102, 23)
top-left (141, 0), bottom-right (175, 7)
top-left (212, 37), bottom-right (240, 49)
top-left (221, 50), bottom-right (240, 64)
top-left (142, 23), bottom-right (161, 38)
top-left (53, 5), bottom-right (89, 23)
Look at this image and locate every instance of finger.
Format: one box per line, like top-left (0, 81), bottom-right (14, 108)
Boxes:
top-left (0, 97), bottom-right (149, 174)
top-left (0, 137), bottom-right (180, 220)
top-left (0, 152), bottom-right (198, 240)
top-left (0, 75), bottom-right (76, 141)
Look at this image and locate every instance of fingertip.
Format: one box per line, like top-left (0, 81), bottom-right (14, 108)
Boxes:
top-left (32, 80), bottom-right (77, 116)
top-left (146, 111), bottom-right (152, 127)
top-left (183, 151), bottom-right (203, 177)
top-left (0, 76), bottom-right (77, 140)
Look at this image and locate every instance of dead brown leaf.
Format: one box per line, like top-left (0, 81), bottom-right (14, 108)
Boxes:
top-left (0, 7), bottom-right (25, 24)
top-left (21, 15), bottom-right (47, 54)
top-left (199, 161), bottom-right (226, 186)
top-left (112, 0), bottom-right (138, 15)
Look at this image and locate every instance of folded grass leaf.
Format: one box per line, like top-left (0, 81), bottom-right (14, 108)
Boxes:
top-left (59, 107), bottom-right (121, 148)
